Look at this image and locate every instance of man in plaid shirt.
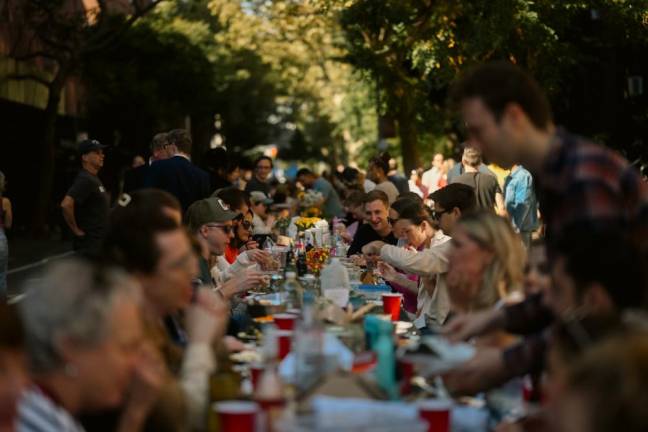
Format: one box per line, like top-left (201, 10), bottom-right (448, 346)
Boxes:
top-left (440, 61), bottom-right (647, 394)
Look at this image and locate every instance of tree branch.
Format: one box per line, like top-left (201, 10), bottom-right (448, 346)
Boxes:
top-left (82, 0), bottom-right (165, 55)
top-left (9, 51), bottom-right (60, 62)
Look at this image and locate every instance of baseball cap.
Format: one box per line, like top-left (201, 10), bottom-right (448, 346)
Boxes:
top-left (185, 197), bottom-right (240, 231)
top-left (78, 139), bottom-right (107, 155)
top-left (249, 191), bottom-right (273, 206)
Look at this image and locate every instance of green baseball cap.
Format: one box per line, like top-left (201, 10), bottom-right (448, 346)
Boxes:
top-left (185, 197), bottom-right (239, 231)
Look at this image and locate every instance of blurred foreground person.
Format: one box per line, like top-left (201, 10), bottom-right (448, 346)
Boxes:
top-left (0, 303), bottom-right (28, 432)
top-left (556, 332), bottom-right (648, 432)
top-left (17, 260), bottom-right (163, 432)
top-left (104, 191), bottom-right (230, 429)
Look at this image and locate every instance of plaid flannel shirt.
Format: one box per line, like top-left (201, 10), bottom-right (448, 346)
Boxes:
top-left (537, 130), bottom-right (648, 249)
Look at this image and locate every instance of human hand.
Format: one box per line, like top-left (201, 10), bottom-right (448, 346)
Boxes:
top-left (186, 288), bottom-right (229, 345)
top-left (377, 261), bottom-right (399, 283)
top-left (362, 240), bottom-right (385, 258)
top-left (266, 214), bottom-right (276, 227)
top-left (221, 269), bottom-right (266, 298)
top-left (121, 342), bottom-right (167, 426)
top-left (74, 229), bottom-right (85, 237)
top-left (246, 249), bottom-right (271, 265)
top-left (441, 309), bottom-right (504, 343)
top-left (224, 335), bottom-right (246, 352)
top-left (349, 254), bottom-right (366, 267)
top-left (243, 240), bottom-right (259, 251)
top-left (441, 346), bottom-right (505, 396)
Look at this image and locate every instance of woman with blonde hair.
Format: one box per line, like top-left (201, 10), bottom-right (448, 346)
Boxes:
top-left (446, 211), bottom-right (526, 314)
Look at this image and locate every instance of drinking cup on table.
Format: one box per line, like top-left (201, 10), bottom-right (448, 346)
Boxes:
top-left (250, 364), bottom-right (264, 391)
top-left (276, 330), bottom-right (293, 360)
top-left (273, 313), bottom-right (297, 330)
top-left (382, 293), bottom-right (403, 321)
top-left (418, 399), bottom-right (452, 432)
top-left (214, 401), bottom-right (259, 432)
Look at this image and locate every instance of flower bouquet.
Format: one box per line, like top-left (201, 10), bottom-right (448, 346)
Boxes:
top-left (294, 216), bottom-right (321, 232)
top-left (306, 247), bottom-right (330, 276)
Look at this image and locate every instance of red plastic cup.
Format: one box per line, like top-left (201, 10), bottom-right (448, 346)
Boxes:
top-left (250, 364), bottom-right (264, 390)
top-left (277, 330), bottom-right (293, 360)
top-left (382, 293), bottom-right (402, 321)
top-left (214, 401), bottom-right (259, 432)
top-left (273, 313), bottom-right (297, 330)
top-left (418, 399), bottom-right (451, 432)
top-left (398, 358), bottom-right (415, 395)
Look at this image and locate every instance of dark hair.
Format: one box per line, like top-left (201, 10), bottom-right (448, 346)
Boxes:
top-left (205, 147), bottom-right (240, 175)
top-left (555, 227), bottom-right (647, 310)
top-left (450, 61), bottom-right (553, 130)
top-left (429, 183), bottom-right (476, 214)
top-left (342, 167), bottom-right (359, 183)
top-left (391, 196), bottom-right (421, 217)
top-left (103, 189), bottom-right (181, 274)
top-left (397, 191), bottom-right (423, 203)
top-left (296, 168), bottom-right (315, 178)
top-left (150, 132), bottom-right (169, 151)
top-left (167, 129), bottom-right (192, 153)
top-left (254, 156), bottom-right (273, 169)
top-left (369, 155), bottom-right (389, 176)
top-left (364, 189), bottom-right (389, 207)
top-left (344, 190), bottom-right (366, 208)
top-left (397, 200), bottom-right (434, 226)
top-left (214, 187), bottom-right (250, 212)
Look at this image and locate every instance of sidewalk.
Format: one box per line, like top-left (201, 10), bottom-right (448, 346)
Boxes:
top-left (6, 232), bottom-right (73, 297)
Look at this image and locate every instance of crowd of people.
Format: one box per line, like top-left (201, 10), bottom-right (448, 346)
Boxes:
top-left (1, 61), bottom-right (647, 432)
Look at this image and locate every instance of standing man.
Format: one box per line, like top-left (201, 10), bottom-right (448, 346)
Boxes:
top-left (504, 165), bottom-right (539, 247)
top-left (296, 168), bottom-right (345, 219)
top-left (145, 129), bottom-right (211, 212)
top-left (61, 139), bottom-right (110, 256)
top-left (450, 61), bottom-right (648, 247)
top-left (367, 156), bottom-right (399, 204)
top-left (245, 156), bottom-right (274, 196)
top-left (451, 147), bottom-right (505, 214)
top-left (421, 153), bottom-right (445, 194)
top-left (123, 132), bottom-right (171, 193)
top-left (446, 144), bottom-right (496, 184)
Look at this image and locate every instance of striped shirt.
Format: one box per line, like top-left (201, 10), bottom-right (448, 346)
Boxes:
top-left (17, 386), bottom-right (86, 432)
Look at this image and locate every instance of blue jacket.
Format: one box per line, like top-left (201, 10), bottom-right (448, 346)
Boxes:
top-left (504, 166), bottom-right (539, 233)
top-left (145, 155), bottom-right (211, 212)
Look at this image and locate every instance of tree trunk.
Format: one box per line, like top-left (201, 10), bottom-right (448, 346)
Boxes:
top-left (31, 66), bottom-right (67, 236)
top-left (396, 94), bottom-right (420, 174)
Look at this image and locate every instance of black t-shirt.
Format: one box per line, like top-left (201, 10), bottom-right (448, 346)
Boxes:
top-left (66, 170), bottom-right (110, 237)
top-left (453, 171), bottom-right (501, 212)
top-left (347, 223), bottom-right (398, 256)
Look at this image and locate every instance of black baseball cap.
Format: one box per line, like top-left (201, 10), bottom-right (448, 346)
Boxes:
top-left (78, 139), bottom-right (107, 155)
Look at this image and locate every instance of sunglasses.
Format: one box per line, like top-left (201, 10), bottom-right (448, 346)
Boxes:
top-left (206, 224), bottom-right (233, 234)
top-left (431, 209), bottom-right (451, 220)
top-left (238, 220), bottom-right (253, 230)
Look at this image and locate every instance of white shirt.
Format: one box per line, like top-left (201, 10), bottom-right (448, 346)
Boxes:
top-left (380, 231), bottom-right (452, 327)
top-left (421, 167), bottom-right (441, 193)
top-left (17, 386), bottom-right (86, 432)
top-left (363, 179), bottom-right (376, 193)
top-left (252, 212), bottom-right (272, 235)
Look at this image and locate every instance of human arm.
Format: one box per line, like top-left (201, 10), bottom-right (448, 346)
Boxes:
top-left (181, 289), bottom-right (229, 427)
top-left (378, 262), bottom-right (418, 294)
top-left (442, 346), bottom-right (509, 396)
top-left (442, 308), bottom-right (507, 342)
top-left (495, 191), bottom-right (506, 216)
top-left (217, 269), bottom-right (266, 300)
top-left (60, 196), bottom-right (84, 236)
top-left (2, 198), bottom-right (12, 229)
top-left (379, 242), bottom-right (450, 276)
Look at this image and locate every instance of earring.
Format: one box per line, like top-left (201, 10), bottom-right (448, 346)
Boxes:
top-left (64, 363), bottom-right (78, 378)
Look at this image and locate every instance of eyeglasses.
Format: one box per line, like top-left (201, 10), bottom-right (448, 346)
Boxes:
top-left (431, 209), bottom-right (451, 220)
top-left (238, 220), bottom-right (253, 230)
top-left (205, 224), bottom-right (233, 234)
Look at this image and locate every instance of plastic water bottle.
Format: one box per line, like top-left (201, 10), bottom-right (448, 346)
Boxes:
top-left (374, 319), bottom-right (398, 400)
top-left (293, 301), bottom-right (325, 393)
top-left (319, 257), bottom-right (350, 291)
top-left (282, 272), bottom-right (303, 309)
